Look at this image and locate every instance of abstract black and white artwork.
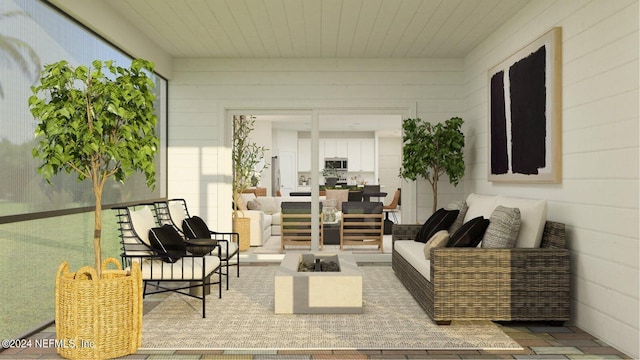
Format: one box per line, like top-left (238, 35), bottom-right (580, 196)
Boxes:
top-left (488, 27), bottom-right (562, 183)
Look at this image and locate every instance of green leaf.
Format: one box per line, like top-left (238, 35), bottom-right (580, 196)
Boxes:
top-left (399, 116), bottom-right (466, 197)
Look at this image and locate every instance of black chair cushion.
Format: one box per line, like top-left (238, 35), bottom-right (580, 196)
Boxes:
top-left (414, 208), bottom-right (460, 243)
top-left (148, 224), bottom-right (187, 263)
top-left (447, 216), bottom-right (490, 248)
top-left (182, 216), bottom-right (211, 239)
top-left (341, 201), bottom-right (383, 215)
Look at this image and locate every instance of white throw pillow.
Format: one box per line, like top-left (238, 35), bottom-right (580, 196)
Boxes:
top-left (423, 230), bottom-right (450, 259)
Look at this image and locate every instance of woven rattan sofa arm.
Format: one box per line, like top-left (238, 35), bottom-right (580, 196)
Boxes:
top-left (392, 224), bottom-right (422, 242)
top-left (430, 247), bottom-right (571, 322)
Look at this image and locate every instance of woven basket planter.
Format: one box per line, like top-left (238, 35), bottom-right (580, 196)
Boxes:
top-left (233, 217), bottom-right (251, 251)
top-left (55, 257), bottom-right (142, 359)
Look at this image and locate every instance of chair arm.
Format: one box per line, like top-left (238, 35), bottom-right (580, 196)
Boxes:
top-left (210, 230), bottom-right (240, 258)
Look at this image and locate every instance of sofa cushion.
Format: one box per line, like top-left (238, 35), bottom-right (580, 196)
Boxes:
top-left (129, 206), bottom-right (156, 246)
top-left (254, 197), bottom-right (279, 215)
top-left (238, 193), bottom-right (256, 211)
top-left (168, 202), bottom-right (187, 232)
top-left (464, 193), bottom-right (548, 248)
top-left (137, 255), bottom-right (220, 280)
top-left (447, 216), bottom-right (490, 247)
top-left (482, 206), bottom-right (521, 248)
top-left (271, 212), bottom-right (282, 226)
top-left (263, 213), bottom-right (273, 228)
top-left (415, 208), bottom-right (459, 243)
top-left (445, 200), bottom-right (468, 234)
top-left (423, 230), bottom-right (450, 259)
top-left (246, 199), bottom-right (260, 210)
top-left (496, 195), bottom-right (547, 248)
top-left (395, 240), bottom-right (431, 281)
top-left (148, 224), bottom-right (187, 263)
top-left (463, 193), bottom-right (498, 223)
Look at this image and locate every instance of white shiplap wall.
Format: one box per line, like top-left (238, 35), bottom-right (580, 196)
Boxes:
top-left (168, 58), bottom-right (465, 229)
top-left (462, 0), bottom-right (639, 357)
top-left (167, 1), bottom-right (638, 356)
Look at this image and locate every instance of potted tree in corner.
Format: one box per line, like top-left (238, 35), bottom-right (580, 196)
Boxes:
top-left (29, 59), bottom-right (158, 359)
top-left (232, 115), bottom-right (267, 251)
top-left (400, 117), bottom-right (465, 213)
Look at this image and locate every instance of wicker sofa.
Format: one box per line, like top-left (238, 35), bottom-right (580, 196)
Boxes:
top-left (392, 194), bottom-right (570, 325)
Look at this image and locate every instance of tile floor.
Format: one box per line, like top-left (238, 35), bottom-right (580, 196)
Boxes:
top-left (0, 259), bottom-right (633, 359)
top-left (0, 321), bottom-right (631, 359)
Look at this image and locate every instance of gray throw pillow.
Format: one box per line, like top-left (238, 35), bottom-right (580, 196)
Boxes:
top-left (481, 206), bottom-right (521, 248)
top-left (445, 200), bottom-right (468, 234)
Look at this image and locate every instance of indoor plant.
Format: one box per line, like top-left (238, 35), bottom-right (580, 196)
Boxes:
top-left (399, 117), bottom-right (465, 212)
top-left (29, 59), bottom-right (158, 359)
top-left (322, 164), bottom-right (340, 187)
top-left (232, 115), bottom-right (267, 251)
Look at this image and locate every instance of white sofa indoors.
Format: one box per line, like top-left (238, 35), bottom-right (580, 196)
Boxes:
top-left (392, 193), bottom-right (570, 324)
top-left (239, 193), bottom-right (327, 246)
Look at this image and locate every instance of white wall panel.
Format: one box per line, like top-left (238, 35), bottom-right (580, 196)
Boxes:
top-left (169, 57), bottom-right (464, 236)
top-left (165, 1), bottom-right (638, 356)
top-left (462, 0), bottom-right (639, 357)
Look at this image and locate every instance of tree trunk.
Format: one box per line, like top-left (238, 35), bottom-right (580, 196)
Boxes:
top-left (431, 180), bottom-right (438, 213)
top-left (430, 169), bottom-right (440, 213)
top-left (93, 174), bottom-right (103, 277)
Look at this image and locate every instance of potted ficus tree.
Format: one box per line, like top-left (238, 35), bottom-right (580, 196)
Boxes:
top-left (232, 115), bottom-right (267, 251)
top-left (29, 59), bottom-right (158, 359)
top-left (400, 117), bottom-right (465, 213)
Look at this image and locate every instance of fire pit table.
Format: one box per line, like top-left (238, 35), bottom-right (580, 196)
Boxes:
top-left (274, 253), bottom-right (362, 314)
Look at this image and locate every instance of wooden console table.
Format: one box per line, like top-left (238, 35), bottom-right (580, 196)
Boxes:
top-left (242, 187), bottom-right (267, 197)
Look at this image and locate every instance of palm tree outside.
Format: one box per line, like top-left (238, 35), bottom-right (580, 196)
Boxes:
top-left (0, 10), bottom-right (41, 98)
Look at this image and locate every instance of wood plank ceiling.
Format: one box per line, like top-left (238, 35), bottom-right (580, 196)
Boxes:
top-left (104, 0), bottom-right (530, 58)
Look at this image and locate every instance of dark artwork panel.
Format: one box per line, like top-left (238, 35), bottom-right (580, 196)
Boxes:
top-left (509, 45), bottom-right (547, 175)
top-left (490, 71), bottom-right (509, 175)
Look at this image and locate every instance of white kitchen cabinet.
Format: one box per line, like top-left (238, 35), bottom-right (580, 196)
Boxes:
top-left (347, 139), bottom-right (375, 171)
top-left (323, 139), bottom-right (335, 158)
top-left (360, 139), bottom-right (375, 171)
top-left (336, 140), bottom-right (348, 157)
top-left (320, 139), bottom-right (349, 159)
top-left (347, 139), bottom-right (362, 171)
top-left (300, 138), bottom-right (374, 172)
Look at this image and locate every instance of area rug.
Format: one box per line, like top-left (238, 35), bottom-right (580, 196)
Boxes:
top-left (141, 265), bottom-right (522, 351)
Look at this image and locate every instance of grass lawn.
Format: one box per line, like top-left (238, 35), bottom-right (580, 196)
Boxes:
top-left (0, 209), bottom-right (122, 339)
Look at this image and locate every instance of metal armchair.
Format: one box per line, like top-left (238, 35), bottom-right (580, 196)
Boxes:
top-left (115, 204), bottom-right (221, 318)
top-left (154, 199), bottom-right (240, 290)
